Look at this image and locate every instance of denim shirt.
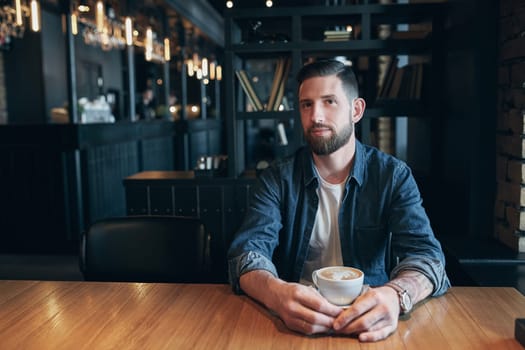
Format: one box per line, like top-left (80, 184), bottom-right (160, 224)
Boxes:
top-left (228, 141), bottom-right (450, 296)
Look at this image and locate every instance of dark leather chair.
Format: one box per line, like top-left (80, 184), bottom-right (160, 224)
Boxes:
top-left (79, 216), bottom-right (210, 283)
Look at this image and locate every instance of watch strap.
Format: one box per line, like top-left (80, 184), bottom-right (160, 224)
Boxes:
top-left (384, 281), bottom-right (404, 294)
top-left (384, 281), bottom-right (412, 314)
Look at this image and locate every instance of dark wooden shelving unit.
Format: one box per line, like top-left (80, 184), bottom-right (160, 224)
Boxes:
top-left (224, 2), bottom-right (448, 178)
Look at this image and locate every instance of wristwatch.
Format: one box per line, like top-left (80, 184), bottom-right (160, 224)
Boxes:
top-left (385, 281), bottom-right (413, 314)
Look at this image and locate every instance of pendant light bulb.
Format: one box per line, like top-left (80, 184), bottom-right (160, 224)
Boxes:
top-left (164, 38), bottom-right (171, 62)
top-left (125, 17), bottom-right (133, 46)
top-left (30, 0), bottom-right (41, 32)
top-left (96, 1), bottom-right (104, 32)
top-left (15, 0), bottom-right (23, 26)
top-left (71, 13), bottom-right (78, 35)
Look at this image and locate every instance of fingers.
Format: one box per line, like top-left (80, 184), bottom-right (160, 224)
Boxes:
top-left (332, 287), bottom-right (399, 341)
top-left (289, 318), bottom-right (334, 335)
top-left (358, 325), bottom-right (397, 342)
top-left (335, 307), bottom-right (395, 335)
top-left (301, 286), bottom-right (343, 317)
top-left (280, 284), bottom-right (343, 335)
top-left (332, 290), bottom-right (376, 331)
top-left (278, 283), bottom-right (400, 340)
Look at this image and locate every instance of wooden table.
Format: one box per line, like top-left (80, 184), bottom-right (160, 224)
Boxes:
top-left (1, 281), bottom-right (524, 349)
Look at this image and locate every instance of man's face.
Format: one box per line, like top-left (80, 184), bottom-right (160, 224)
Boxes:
top-left (298, 75), bottom-right (354, 155)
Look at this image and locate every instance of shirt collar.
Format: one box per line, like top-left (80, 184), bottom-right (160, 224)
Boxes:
top-left (302, 147), bottom-right (318, 187)
top-left (349, 140), bottom-right (365, 187)
top-left (302, 140), bottom-right (366, 188)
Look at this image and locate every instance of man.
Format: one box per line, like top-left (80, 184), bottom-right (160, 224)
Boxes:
top-left (227, 59), bottom-right (450, 342)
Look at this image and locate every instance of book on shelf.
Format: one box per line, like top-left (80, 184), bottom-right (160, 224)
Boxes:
top-left (413, 63), bottom-right (424, 99)
top-left (376, 117), bottom-right (394, 155)
top-left (266, 57), bottom-right (291, 111)
top-left (377, 62), bottom-right (427, 100)
top-left (323, 29), bottom-right (351, 42)
top-left (235, 70), bottom-right (257, 111)
top-left (324, 30), bottom-right (351, 36)
top-left (235, 69), bottom-right (264, 111)
top-left (324, 37), bottom-right (351, 42)
top-left (272, 57), bottom-right (292, 111)
top-left (236, 57), bottom-right (291, 112)
top-left (377, 57), bottom-right (399, 99)
top-left (398, 65), bottom-right (414, 99)
top-left (267, 58), bottom-right (285, 111)
top-left (388, 66), bottom-right (405, 99)
top-left (410, 62), bottom-right (428, 100)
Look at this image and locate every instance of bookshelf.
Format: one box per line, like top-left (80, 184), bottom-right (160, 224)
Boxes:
top-left (223, 2), bottom-right (448, 179)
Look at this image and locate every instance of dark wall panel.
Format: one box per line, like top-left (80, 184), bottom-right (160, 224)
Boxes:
top-left (85, 142), bottom-right (140, 223)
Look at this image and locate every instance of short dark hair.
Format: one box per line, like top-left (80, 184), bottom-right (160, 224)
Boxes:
top-left (296, 59), bottom-right (359, 100)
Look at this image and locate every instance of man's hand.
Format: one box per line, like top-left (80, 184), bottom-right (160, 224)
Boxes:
top-left (240, 269), bottom-right (433, 341)
top-left (240, 270), bottom-right (343, 335)
top-left (332, 270), bottom-right (434, 342)
top-left (332, 286), bottom-right (400, 341)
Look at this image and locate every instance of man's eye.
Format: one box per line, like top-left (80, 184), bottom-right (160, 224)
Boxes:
top-left (300, 102), bottom-right (312, 108)
top-left (325, 99), bottom-right (336, 104)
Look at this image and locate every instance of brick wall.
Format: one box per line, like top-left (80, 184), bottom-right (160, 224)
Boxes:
top-left (495, 0), bottom-right (525, 251)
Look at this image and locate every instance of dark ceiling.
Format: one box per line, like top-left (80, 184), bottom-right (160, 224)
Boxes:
top-left (207, 0), bottom-right (326, 14)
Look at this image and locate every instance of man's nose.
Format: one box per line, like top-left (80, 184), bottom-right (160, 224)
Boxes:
top-left (311, 103), bottom-right (324, 123)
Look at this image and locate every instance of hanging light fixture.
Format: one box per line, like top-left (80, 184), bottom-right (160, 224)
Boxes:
top-left (71, 0), bottom-right (126, 51)
top-left (164, 37), bottom-right (170, 62)
top-left (216, 65), bottom-right (222, 81)
top-left (209, 61), bottom-right (216, 80)
top-left (29, 0), bottom-right (40, 32)
top-left (0, 0), bottom-right (41, 49)
top-left (201, 58), bottom-right (208, 77)
top-left (95, 1), bottom-right (104, 32)
top-left (71, 13), bottom-right (79, 35)
top-left (144, 26), bottom-right (153, 61)
top-left (69, 1), bottom-right (171, 63)
top-left (125, 17), bottom-right (133, 46)
top-left (186, 55), bottom-right (222, 83)
top-left (15, 0), bottom-right (23, 26)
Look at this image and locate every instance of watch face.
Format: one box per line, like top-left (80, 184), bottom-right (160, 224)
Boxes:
top-left (385, 282), bottom-right (413, 314)
top-left (400, 291), bottom-right (413, 312)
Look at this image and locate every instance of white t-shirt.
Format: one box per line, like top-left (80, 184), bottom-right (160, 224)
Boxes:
top-left (300, 173), bottom-right (346, 284)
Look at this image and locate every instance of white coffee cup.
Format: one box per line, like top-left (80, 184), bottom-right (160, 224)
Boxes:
top-left (312, 266), bottom-right (364, 306)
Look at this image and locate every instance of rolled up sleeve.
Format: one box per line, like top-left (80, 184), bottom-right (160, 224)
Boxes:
top-left (390, 256), bottom-right (450, 296)
top-left (228, 251), bottom-right (279, 294)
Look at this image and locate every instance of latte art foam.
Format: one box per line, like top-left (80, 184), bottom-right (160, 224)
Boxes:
top-left (320, 268), bottom-right (360, 280)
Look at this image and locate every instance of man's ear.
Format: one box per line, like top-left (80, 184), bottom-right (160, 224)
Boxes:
top-left (352, 97), bottom-right (366, 123)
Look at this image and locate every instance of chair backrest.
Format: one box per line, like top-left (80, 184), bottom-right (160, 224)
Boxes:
top-left (80, 216), bottom-right (210, 283)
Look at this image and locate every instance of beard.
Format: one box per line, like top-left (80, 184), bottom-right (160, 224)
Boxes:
top-left (305, 121), bottom-right (353, 155)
